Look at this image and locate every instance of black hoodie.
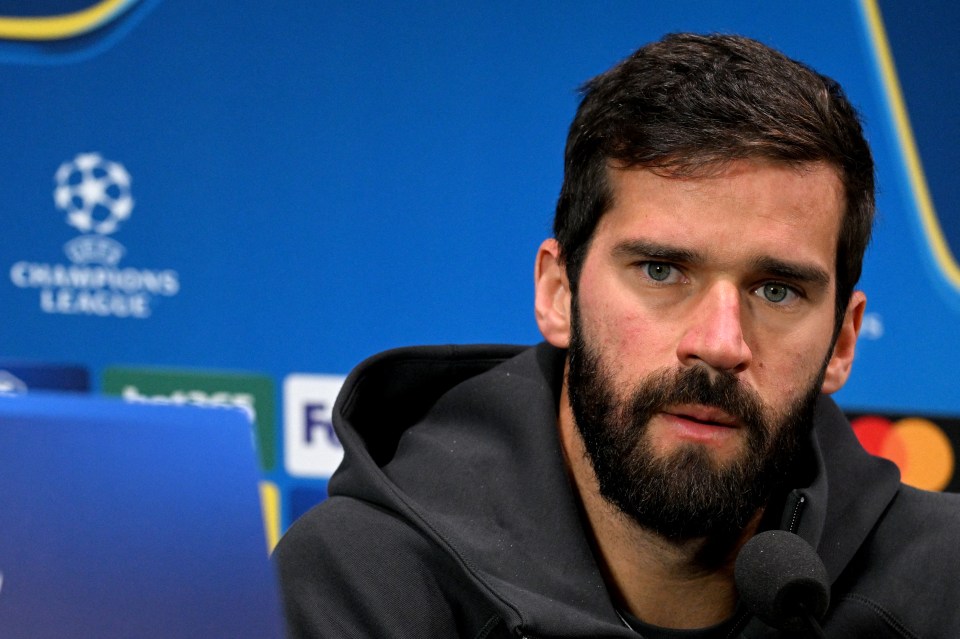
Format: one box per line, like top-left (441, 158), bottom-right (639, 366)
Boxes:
top-left (275, 343), bottom-right (960, 638)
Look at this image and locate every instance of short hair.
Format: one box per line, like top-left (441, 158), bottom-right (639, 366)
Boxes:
top-left (554, 33), bottom-right (875, 328)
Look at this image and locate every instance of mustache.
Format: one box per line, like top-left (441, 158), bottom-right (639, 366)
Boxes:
top-left (626, 365), bottom-right (766, 435)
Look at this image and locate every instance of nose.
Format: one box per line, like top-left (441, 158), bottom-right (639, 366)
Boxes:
top-left (676, 281), bottom-right (752, 374)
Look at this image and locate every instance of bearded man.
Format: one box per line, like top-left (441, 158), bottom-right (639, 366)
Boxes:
top-left (275, 33), bottom-right (960, 638)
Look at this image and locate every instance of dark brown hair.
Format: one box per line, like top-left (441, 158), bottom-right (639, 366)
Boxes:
top-left (554, 33), bottom-right (875, 327)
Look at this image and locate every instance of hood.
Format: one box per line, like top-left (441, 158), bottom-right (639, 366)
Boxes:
top-left (328, 343), bottom-right (902, 638)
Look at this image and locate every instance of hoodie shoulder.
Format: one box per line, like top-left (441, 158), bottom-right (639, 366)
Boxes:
top-left (274, 495), bottom-right (509, 638)
top-left (828, 485), bottom-right (960, 637)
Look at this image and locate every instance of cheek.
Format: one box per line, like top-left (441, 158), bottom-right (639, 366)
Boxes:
top-left (586, 304), bottom-right (676, 376)
top-left (576, 259), bottom-right (658, 355)
top-left (580, 287), bottom-right (641, 347)
top-left (755, 341), bottom-right (827, 400)
top-left (577, 279), bottom-right (681, 368)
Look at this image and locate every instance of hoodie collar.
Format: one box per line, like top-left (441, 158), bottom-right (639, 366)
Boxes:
top-left (783, 397), bottom-right (901, 583)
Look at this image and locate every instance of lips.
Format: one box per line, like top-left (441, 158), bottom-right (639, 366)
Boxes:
top-left (664, 404), bottom-right (740, 429)
top-left (656, 406), bottom-right (743, 448)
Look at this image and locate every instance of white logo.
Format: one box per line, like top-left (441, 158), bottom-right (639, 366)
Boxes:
top-left (860, 312), bottom-right (884, 340)
top-left (0, 371), bottom-right (27, 394)
top-left (55, 153), bottom-right (133, 266)
top-left (8, 152), bottom-right (180, 319)
top-left (283, 374), bottom-right (346, 478)
top-left (55, 152), bottom-right (133, 236)
top-left (121, 385), bottom-right (257, 422)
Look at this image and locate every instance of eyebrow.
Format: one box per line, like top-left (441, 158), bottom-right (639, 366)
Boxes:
top-left (749, 256), bottom-right (831, 288)
top-left (611, 239), bottom-right (703, 265)
top-left (610, 239), bottom-right (831, 287)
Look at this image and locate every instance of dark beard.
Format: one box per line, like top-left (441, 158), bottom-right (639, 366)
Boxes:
top-left (567, 302), bottom-right (824, 542)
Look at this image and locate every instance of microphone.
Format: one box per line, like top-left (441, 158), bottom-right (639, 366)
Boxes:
top-left (734, 530), bottom-right (830, 637)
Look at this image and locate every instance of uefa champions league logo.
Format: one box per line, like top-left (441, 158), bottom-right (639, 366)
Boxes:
top-left (7, 151), bottom-right (180, 319)
top-left (55, 152), bottom-right (133, 235)
top-left (56, 153), bottom-right (133, 266)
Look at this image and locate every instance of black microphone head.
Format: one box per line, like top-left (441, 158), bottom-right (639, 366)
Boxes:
top-left (734, 530), bottom-right (830, 631)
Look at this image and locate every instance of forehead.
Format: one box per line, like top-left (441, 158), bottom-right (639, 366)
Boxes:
top-left (594, 160), bottom-right (845, 273)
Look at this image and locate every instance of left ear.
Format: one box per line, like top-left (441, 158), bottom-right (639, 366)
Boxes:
top-left (821, 290), bottom-right (866, 394)
top-left (534, 238), bottom-right (573, 348)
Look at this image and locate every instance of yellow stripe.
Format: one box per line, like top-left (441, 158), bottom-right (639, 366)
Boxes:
top-left (861, 0), bottom-right (960, 289)
top-left (259, 481), bottom-right (282, 553)
top-left (0, 0), bottom-right (132, 41)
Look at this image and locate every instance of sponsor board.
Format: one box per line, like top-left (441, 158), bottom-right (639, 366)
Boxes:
top-left (283, 374), bottom-right (345, 478)
top-left (9, 152), bottom-right (180, 319)
top-left (101, 367), bottom-right (277, 470)
top-left (0, 361), bottom-right (89, 392)
top-left (849, 411), bottom-right (959, 491)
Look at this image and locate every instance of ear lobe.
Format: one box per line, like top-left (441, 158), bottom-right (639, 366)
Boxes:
top-left (821, 291), bottom-right (866, 394)
top-left (534, 239), bottom-right (572, 348)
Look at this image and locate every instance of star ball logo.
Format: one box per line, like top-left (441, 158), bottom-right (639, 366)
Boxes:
top-left (58, 152), bottom-right (132, 238)
top-left (9, 152), bottom-right (180, 319)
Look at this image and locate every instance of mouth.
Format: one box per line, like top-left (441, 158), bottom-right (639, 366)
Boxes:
top-left (665, 404), bottom-right (739, 428)
top-left (654, 405), bottom-right (744, 448)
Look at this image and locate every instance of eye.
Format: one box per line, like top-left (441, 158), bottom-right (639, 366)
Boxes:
top-left (642, 262), bottom-right (680, 283)
top-left (755, 282), bottom-right (798, 304)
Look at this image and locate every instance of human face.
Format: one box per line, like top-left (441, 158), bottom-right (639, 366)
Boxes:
top-left (534, 159), bottom-right (863, 535)
top-left (570, 160), bottom-right (846, 460)
top-left (566, 301), bottom-right (822, 539)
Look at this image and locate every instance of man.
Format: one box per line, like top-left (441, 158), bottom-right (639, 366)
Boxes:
top-left (276, 34), bottom-right (960, 637)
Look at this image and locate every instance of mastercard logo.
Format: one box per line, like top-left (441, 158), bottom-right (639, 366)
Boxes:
top-left (851, 415), bottom-right (956, 491)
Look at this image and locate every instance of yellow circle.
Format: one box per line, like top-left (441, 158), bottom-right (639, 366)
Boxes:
top-left (894, 418), bottom-right (955, 491)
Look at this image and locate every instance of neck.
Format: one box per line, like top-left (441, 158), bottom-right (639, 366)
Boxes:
top-left (557, 381), bottom-right (762, 629)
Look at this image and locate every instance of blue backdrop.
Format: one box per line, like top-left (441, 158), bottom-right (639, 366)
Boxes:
top-left (1, 0), bottom-right (957, 537)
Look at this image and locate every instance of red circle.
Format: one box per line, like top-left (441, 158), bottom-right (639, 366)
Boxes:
top-left (851, 415), bottom-right (909, 470)
top-left (851, 415), bottom-right (894, 456)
